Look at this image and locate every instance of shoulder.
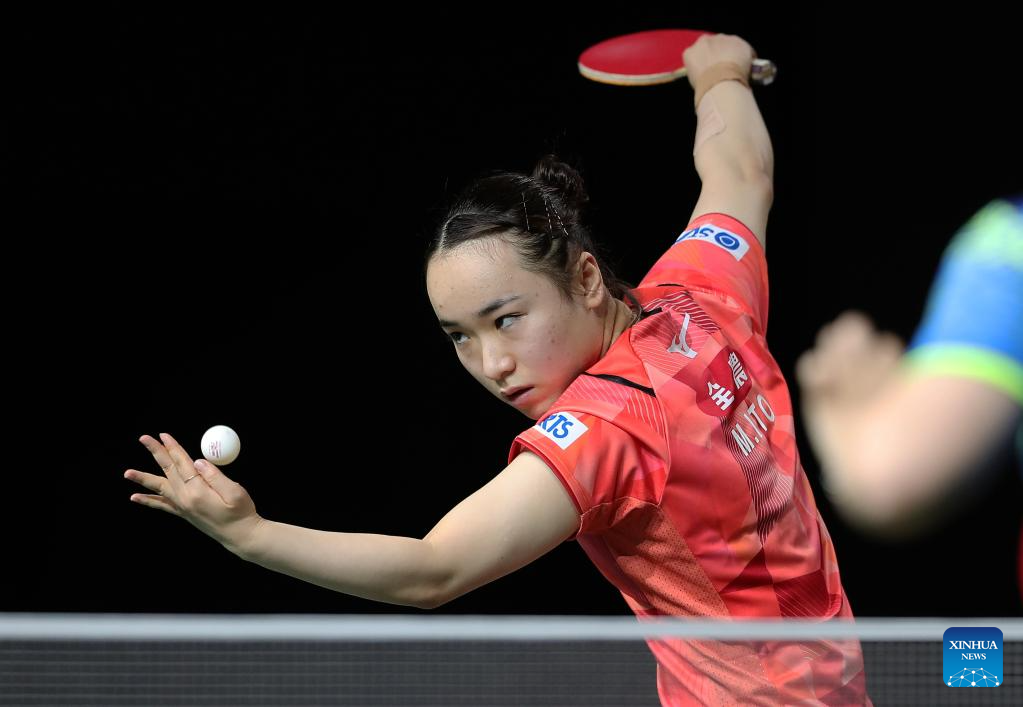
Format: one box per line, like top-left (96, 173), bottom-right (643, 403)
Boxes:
top-left (944, 198), bottom-right (1023, 266)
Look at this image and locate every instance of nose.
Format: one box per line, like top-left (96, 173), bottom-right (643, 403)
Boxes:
top-left (480, 338), bottom-right (515, 382)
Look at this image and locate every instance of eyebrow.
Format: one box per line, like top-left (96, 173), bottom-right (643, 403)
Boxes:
top-left (437, 295), bottom-right (523, 329)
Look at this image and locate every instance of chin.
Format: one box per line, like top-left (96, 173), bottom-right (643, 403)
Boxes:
top-left (528, 395), bottom-right (556, 421)
top-left (510, 399), bottom-right (540, 421)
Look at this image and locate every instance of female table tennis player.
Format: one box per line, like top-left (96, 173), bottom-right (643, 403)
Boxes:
top-left (125, 34), bottom-right (871, 705)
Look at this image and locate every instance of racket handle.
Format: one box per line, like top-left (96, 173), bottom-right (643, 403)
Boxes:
top-left (751, 59), bottom-right (777, 86)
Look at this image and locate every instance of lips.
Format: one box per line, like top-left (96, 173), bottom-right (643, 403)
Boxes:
top-left (502, 386), bottom-right (532, 402)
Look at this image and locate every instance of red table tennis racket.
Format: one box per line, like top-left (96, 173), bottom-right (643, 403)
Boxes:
top-left (578, 29), bottom-right (776, 87)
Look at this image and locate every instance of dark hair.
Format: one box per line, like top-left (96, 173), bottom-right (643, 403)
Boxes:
top-left (425, 154), bottom-right (638, 312)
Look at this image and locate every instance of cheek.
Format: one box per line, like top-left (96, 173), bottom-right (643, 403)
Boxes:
top-left (454, 348), bottom-right (474, 372)
top-left (544, 326), bottom-right (565, 363)
top-left (456, 349), bottom-right (489, 384)
top-left (555, 314), bottom-right (599, 369)
top-left (517, 318), bottom-right (559, 364)
top-left (532, 318), bottom-right (582, 369)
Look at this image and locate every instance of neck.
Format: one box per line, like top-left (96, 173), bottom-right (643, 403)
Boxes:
top-left (600, 296), bottom-right (637, 357)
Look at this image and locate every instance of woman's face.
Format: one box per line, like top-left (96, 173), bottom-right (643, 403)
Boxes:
top-left (426, 237), bottom-right (609, 420)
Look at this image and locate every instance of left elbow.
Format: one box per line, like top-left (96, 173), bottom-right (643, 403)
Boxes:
top-left (415, 593), bottom-right (451, 611)
top-left (408, 575), bottom-right (454, 610)
top-left (404, 558), bottom-right (460, 610)
top-left (417, 574), bottom-right (472, 610)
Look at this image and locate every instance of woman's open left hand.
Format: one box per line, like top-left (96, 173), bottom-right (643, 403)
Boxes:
top-left (124, 432), bottom-right (263, 556)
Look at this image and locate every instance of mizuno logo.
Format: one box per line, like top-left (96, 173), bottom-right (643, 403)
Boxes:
top-left (668, 312), bottom-right (698, 358)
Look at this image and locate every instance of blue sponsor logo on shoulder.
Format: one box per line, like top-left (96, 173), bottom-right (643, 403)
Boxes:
top-left (535, 412), bottom-right (588, 450)
top-left (675, 224), bottom-right (750, 261)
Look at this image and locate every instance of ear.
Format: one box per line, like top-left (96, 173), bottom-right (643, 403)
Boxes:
top-left (573, 251), bottom-right (606, 308)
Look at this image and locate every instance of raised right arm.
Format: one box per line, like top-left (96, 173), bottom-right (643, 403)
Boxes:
top-left (684, 34), bottom-right (774, 248)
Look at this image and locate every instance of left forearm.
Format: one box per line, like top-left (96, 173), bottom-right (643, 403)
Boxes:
top-left (693, 81), bottom-right (774, 183)
top-left (236, 519), bottom-right (448, 609)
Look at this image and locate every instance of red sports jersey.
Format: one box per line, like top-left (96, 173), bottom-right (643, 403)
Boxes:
top-left (509, 214), bottom-right (870, 706)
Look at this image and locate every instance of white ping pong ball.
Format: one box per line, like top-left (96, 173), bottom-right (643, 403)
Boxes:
top-left (200, 425), bottom-right (241, 465)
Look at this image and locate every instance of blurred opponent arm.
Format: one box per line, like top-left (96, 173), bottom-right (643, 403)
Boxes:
top-left (797, 311), bottom-right (1021, 538)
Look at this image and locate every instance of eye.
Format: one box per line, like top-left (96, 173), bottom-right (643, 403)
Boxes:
top-left (445, 315), bottom-right (519, 346)
top-left (497, 314), bottom-right (520, 329)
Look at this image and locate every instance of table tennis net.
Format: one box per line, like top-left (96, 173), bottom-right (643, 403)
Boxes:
top-left (2, 614), bottom-right (1021, 705)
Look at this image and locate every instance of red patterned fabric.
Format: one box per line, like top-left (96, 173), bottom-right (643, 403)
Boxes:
top-left (510, 214), bottom-right (871, 705)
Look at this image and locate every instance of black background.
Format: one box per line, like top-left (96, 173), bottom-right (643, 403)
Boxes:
top-left (6, 6), bottom-right (1021, 618)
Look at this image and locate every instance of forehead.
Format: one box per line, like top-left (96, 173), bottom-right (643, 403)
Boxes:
top-left (426, 239), bottom-right (545, 312)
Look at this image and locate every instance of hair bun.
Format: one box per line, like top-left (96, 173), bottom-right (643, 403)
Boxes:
top-left (531, 154), bottom-right (589, 219)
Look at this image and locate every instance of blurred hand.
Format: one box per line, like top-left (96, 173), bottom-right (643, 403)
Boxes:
top-left (796, 311), bottom-right (905, 496)
top-left (124, 432), bottom-right (263, 556)
top-left (683, 34), bottom-right (755, 90)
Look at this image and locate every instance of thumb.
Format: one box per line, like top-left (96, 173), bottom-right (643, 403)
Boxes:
top-left (795, 350), bottom-right (823, 388)
top-left (193, 459), bottom-right (237, 501)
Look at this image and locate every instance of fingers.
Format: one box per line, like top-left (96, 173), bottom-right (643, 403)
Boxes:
top-left (126, 432), bottom-right (261, 552)
top-left (133, 434), bottom-right (210, 508)
top-left (795, 349), bottom-right (825, 388)
top-left (816, 310), bottom-right (873, 346)
top-left (809, 310), bottom-right (881, 358)
top-left (139, 432), bottom-right (198, 487)
top-left (129, 493), bottom-right (181, 516)
top-left (798, 311), bottom-right (880, 391)
top-left (131, 433), bottom-right (238, 504)
top-left (160, 432), bottom-right (196, 472)
top-left (124, 468), bottom-right (168, 495)
top-left (687, 33), bottom-right (754, 71)
top-left (192, 459), bottom-right (239, 504)
top-left (799, 310), bottom-right (910, 408)
top-left (125, 467), bottom-right (184, 515)
top-left (139, 434), bottom-right (178, 478)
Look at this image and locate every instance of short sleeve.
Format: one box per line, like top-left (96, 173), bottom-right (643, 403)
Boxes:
top-left (907, 198), bottom-right (1023, 406)
top-left (638, 212), bottom-right (770, 334)
top-left (508, 410), bottom-right (661, 538)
